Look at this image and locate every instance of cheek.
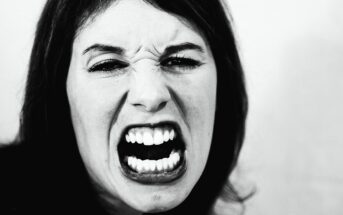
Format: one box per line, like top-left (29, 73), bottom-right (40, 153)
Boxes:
top-left (68, 84), bottom-right (109, 139)
top-left (188, 87), bottom-right (216, 156)
top-left (67, 73), bottom-right (127, 136)
top-left (173, 66), bottom-right (217, 165)
top-left (67, 84), bottom-right (104, 171)
top-left (66, 72), bottom-right (126, 170)
top-left (182, 71), bottom-right (217, 138)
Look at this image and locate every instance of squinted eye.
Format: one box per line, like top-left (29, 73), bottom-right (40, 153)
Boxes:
top-left (160, 57), bottom-right (202, 71)
top-left (88, 59), bottom-right (129, 73)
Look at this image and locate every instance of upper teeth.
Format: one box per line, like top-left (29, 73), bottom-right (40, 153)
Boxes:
top-left (125, 127), bottom-right (176, 146)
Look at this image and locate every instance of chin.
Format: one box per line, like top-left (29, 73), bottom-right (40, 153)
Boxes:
top-left (134, 196), bottom-right (182, 213)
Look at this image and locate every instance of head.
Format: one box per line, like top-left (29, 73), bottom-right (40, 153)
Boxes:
top-left (20, 0), bottom-right (247, 214)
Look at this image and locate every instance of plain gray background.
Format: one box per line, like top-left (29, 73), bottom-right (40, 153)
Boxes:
top-left (0, 0), bottom-right (342, 214)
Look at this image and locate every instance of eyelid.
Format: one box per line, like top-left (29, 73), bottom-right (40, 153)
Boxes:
top-left (86, 52), bottom-right (125, 68)
top-left (159, 55), bottom-right (204, 72)
top-left (160, 48), bottom-right (204, 61)
top-left (88, 58), bottom-right (129, 73)
top-left (160, 52), bottom-right (203, 63)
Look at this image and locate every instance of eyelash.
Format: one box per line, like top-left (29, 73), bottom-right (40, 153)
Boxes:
top-left (160, 56), bottom-right (202, 71)
top-left (88, 59), bottom-right (128, 73)
top-left (88, 56), bottom-right (202, 73)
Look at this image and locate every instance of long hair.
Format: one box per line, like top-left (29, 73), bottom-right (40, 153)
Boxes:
top-left (19, 0), bottom-right (248, 214)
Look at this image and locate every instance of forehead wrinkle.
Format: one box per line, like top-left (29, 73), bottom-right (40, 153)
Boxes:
top-left (153, 27), bottom-right (181, 54)
top-left (133, 45), bottom-right (143, 55)
top-left (128, 45), bottom-right (160, 63)
top-left (152, 44), bottom-right (161, 57)
top-left (126, 21), bottom-right (182, 59)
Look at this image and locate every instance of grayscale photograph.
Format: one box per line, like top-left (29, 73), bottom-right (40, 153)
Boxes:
top-left (0, 0), bottom-right (342, 214)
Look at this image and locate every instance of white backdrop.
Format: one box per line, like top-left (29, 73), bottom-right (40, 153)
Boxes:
top-left (0, 1), bottom-right (342, 214)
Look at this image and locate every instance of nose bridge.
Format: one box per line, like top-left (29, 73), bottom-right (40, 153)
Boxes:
top-left (128, 61), bottom-right (170, 112)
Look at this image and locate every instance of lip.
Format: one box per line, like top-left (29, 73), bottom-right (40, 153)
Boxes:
top-left (117, 121), bottom-right (187, 184)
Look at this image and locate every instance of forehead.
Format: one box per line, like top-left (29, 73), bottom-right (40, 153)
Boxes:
top-left (74, 0), bottom-right (207, 54)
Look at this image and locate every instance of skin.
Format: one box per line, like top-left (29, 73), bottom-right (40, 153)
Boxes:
top-left (66, 0), bottom-right (217, 213)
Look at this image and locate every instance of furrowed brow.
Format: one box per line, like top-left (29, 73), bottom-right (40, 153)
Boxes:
top-left (82, 44), bottom-right (124, 55)
top-left (161, 42), bottom-right (204, 58)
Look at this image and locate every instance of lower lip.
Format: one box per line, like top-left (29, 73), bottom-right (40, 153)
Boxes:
top-left (120, 155), bottom-right (187, 184)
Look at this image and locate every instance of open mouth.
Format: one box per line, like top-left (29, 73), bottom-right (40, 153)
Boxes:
top-left (118, 122), bottom-right (186, 184)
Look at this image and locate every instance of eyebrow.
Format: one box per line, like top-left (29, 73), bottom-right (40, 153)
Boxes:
top-left (82, 44), bottom-right (124, 55)
top-left (82, 42), bottom-right (204, 56)
top-left (162, 42), bottom-right (204, 57)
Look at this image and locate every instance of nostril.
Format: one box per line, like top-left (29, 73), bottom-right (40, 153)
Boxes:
top-left (133, 100), bottom-right (167, 112)
top-left (157, 101), bottom-right (167, 111)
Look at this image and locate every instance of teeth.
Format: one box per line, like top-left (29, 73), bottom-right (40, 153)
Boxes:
top-left (125, 134), bottom-right (130, 143)
top-left (128, 157), bottom-right (132, 166)
top-left (137, 159), bottom-right (143, 172)
top-left (163, 130), bottom-right (170, 142)
top-left (162, 158), bottom-right (168, 170)
top-left (126, 151), bottom-right (181, 173)
top-left (149, 160), bottom-right (156, 171)
top-left (131, 157), bottom-right (137, 169)
top-left (125, 127), bottom-right (177, 145)
top-left (129, 131), bottom-right (136, 143)
top-left (136, 132), bottom-right (143, 144)
top-left (156, 159), bottom-right (163, 171)
top-left (173, 152), bottom-right (180, 164)
top-left (142, 160), bottom-right (149, 172)
top-left (153, 128), bottom-right (164, 145)
top-left (168, 157), bottom-right (174, 169)
top-left (143, 132), bottom-right (154, 146)
top-left (170, 129), bottom-right (175, 140)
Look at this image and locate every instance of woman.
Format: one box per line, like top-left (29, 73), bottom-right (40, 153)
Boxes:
top-left (0, 0), bottom-right (248, 214)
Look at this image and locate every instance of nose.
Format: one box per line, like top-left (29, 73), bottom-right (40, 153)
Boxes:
top-left (128, 64), bottom-right (171, 112)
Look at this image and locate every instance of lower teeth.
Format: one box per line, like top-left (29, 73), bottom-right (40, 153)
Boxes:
top-left (126, 151), bottom-right (181, 173)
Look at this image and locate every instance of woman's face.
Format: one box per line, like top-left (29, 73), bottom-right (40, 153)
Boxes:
top-left (67, 0), bottom-right (217, 213)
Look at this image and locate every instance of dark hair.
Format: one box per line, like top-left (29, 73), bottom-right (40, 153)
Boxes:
top-left (18, 0), bottom-right (248, 214)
